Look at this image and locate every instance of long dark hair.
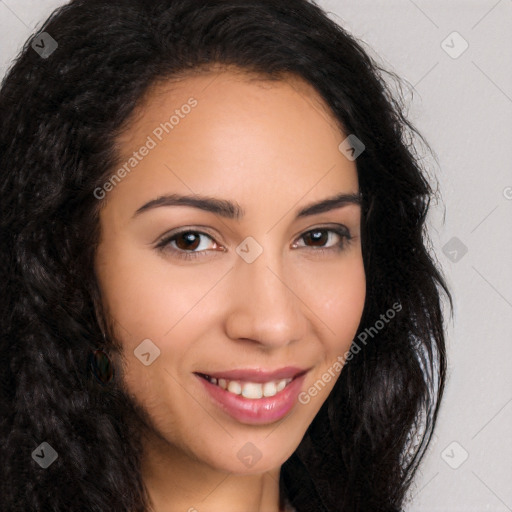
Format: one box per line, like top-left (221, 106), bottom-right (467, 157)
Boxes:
top-left (0, 1), bottom-right (452, 510)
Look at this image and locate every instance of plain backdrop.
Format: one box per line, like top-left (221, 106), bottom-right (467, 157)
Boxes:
top-left (1, 1), bottom-right (511, 511)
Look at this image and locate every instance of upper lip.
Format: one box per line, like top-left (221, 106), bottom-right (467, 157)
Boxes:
top-left (195, 366), bottom-right (308, 382)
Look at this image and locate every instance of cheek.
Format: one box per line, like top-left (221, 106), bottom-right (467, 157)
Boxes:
top-left (307, 254), bottom-right (366, 351)
top-left (96, 242), bottom-right (217, 343)
top-left (295, 257), bottom-right (365, 410)
top-left (334, 268), bottom-right (366, 342)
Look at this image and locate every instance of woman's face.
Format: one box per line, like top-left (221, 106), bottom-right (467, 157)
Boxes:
top-left (95, 68), bottom-right (366, 475)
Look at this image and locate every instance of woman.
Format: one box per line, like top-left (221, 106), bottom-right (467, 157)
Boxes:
top-left (0, 0), bottom-right (452, 511)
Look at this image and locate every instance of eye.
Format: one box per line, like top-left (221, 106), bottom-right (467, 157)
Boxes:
top-left (292, 226), bottom-right (352, 254)
top-left (156, 229), bottom-right (220, 260)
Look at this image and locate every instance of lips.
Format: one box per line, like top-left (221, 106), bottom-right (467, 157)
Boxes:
top-left (193, 366), bottom-right (309, 424)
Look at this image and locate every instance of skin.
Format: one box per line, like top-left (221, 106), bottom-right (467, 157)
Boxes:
top-left (94, 67), bottom-right (366, 512)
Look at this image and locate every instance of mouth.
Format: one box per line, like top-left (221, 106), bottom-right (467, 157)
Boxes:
top-left (193, 367), bottom-right (309, 424)
top-left (195, 372), bottom-right (302, 399)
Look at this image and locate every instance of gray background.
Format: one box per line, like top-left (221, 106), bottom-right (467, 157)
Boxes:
top-left (1, 1), bottom-right (511, 510)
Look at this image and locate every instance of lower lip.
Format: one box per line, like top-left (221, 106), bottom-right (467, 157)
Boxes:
top-left (195, 373), bottom-right (307, 425)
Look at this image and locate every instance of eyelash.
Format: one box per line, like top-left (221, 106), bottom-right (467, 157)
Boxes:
top-left (155, 226), bottom-right (353, 261)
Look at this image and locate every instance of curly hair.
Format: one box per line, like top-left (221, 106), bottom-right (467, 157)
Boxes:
top-left (0, 0), bottom-right (452, 510)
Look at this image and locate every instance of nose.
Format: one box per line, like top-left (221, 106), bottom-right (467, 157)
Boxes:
top-left (224, 247), bottom-right (307, 349)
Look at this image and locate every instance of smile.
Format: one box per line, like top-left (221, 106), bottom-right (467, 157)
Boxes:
top-left (197, 373), bottom-right (294, 399)
top-left (194, 367), bottom-right (309, 425)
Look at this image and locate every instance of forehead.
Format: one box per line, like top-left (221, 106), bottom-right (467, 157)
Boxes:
top-left (117, 66), bottom-right (346, 156)
top-left (106, 67), bottom-right (358, 219)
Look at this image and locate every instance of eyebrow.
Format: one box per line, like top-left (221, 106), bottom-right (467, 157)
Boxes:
top-left (132, 191), bottom-right (361, 220)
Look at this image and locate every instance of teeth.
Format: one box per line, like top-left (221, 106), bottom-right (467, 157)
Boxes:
top-left (227, 380), bottom-right (242, 395)
top-left (263, 381), bottom-right (277, 397)
top-left (242, 382), bottom-right (263, 399)
top-left (276, 379), bottom-right (287, 392)
top-left (205, 375), bottom-right (293, 399)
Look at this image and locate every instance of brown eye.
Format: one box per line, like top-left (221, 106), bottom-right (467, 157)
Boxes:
top-left (294, 226), bottom-right (352, 253)
top-left (303, 230), bottom-right (329, 247)
top-left (156, 229), bottom-right (220, 261)
top-left (174, 231), bottom-right (202, 251)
